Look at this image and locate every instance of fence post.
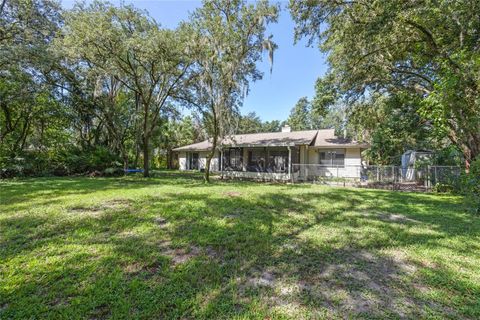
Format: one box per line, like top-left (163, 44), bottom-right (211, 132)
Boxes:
top-left (392, 165), bottom-right (395, 191)
top-left (336, 165), bottom-right (339, 186)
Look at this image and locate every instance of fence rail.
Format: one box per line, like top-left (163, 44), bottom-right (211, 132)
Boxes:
top-left (291, 164), bottom-right (462, 192)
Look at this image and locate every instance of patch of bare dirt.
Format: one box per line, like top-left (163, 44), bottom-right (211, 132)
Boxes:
top-left (68, 199), bottom-right (132, 216)
top-left (247, 270), bottom-right (276, 287)
top-left (157, 241), bottom-right (224, 267)
top-left (124, 262), bottom-right (144, 274)
top-left (223, 191), bottom-right (242, 197)
top-left (377, 212), bottom-right (419, 223)
top-left (165, 246), bottom-right (201, 265)
top-left (154, 217), bottom-right (169, 227)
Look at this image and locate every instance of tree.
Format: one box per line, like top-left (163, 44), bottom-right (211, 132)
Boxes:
top-left (290, 0), bottom-right (480, 168)
top-left (262, 120), bottom-right (283, 133)
top-left (237, 112), bottom-right (264, 134)
top-left (349, 93), bottom-right (438, 165)
top-left (155, 115), bottom-right (196, 169)
top-left (186, 0), bottom-right (278, 182)
top-left (0, 0), bottom-right (63, 159)
top-left (62, 2), bottom-right (190, 176)
top-left (287, 97), bottom-right (311, 130)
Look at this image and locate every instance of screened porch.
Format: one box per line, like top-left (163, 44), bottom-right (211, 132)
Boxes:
top-left (220, 146), bottom-right (300, 175)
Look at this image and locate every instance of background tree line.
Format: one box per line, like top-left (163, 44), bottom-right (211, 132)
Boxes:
top-left (2, 0), bottom-right (478, 182)
top-left (0, 0), bottom-right (278, 181)
top-left (290, 0), bottom-right (479, 169)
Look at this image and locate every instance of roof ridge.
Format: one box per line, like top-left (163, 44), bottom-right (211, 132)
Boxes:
top-left (225, 128), bottom-right (328, 137)
top-left (310, 130), bottom-right (320, 146)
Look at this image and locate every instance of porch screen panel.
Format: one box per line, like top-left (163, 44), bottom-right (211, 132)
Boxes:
top-left (225, 148), bottom-right (242, 170)
top-left (248, 149), bottom-right (266, 171)
top-left (268, 149), bottom-right (288, 173)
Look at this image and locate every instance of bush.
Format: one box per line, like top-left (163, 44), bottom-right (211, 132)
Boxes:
top-left (104, 167), bottom-right (124, 176)
top-left (430, 159), bottom-right (479, 214)
top-left (58, 146), bottom-right (122, 175)
top-left (433, 182), bottom-right (454, 193)
top-left (0, 146), bottom-right (123, 178)
top-left (459, 159), bottom-right (480, 214)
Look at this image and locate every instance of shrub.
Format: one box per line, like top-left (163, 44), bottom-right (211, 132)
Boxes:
top-left (459, 159), bottom-right (480, 214)
top-left (104, 167), bottom-right (123, 176)
top-left (433, 182), bottom-right (454, 193)
top-left (0, 146), bottom-right (123, 178)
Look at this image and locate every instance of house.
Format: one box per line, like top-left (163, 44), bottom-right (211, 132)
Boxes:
top-left (173, 125), bottom-right (368, 181)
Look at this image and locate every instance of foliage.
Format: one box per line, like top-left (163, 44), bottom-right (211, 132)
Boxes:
top-left (287, 97), bottom-right (311, 131)
top-left (290, 0), bottom-right (480, 166)
top-left (236, 112), bottom-right (264, 134)
top-left (61, 1), bottom-right (190, 177)
top-left (154, 115), bottom-right (197, 169)
top-left (185, 0), bottom-right (278, 182)
top-left (349, 93), bottom-right (437, 165)
top-left (1, 0), bottom-right (281, 179)
top-left (286, 94), bottom-right (346, 133)
top-left (459, 159), bottom-right (480, 214)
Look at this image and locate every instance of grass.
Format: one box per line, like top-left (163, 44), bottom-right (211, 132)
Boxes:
top-left (1, 171), bottom-right (479, 319)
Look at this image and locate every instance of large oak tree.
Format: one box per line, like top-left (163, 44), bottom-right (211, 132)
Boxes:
top-left (290, 0), bottom-right (480, 168)
top-left (185, 0), bottom-right (278, 182)
top-left (62, 2), bottom-right (190, 176)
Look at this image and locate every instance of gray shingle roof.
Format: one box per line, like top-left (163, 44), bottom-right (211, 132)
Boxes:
top-left (313, 129), bottom-right (369, 148)
top-left (173, 129), bottom-right (367, 151)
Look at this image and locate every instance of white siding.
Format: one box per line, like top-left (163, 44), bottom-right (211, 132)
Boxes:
top-left (300, 147), bottom-right (362, 178)
top-left (198, 151), bottom-right (219, 171)
top-left (345, 148), bottom-right (361, 166)
top-left (178, 152), bottom-right (187, 170)
top-left (305, 147), bottom-right (361, 165)
top-left (178, 151), bottom-right (219, 171)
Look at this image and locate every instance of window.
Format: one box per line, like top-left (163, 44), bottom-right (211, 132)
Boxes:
top-left (319, 149), bottom-right (345, 167)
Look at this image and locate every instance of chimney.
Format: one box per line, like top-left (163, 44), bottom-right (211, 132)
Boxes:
top-left (281, 125), bottom-right (291, 133)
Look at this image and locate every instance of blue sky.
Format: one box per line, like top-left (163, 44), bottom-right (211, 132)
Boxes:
top-left (60, 0), bottom-right (328, 121)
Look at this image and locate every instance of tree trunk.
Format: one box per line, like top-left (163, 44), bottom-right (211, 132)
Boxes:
top-left (134, 143), bottom-right (140, 168)
top-left (142, 98), bottom-right (150, 177)
top-left (122, 147), bottom-right (129, 175)
top-left (204, 105), bottom-right (219, 183)
top-left (143, 134), bottom-right (149, 177)
top-left (205, 129), bottom-right (219, 183)
top-left (166, 149), bottom-right (173, 169)
top-left (205, 150), bottom-right (213, 183)
top-left (460, 135), bottom-right (480, 173)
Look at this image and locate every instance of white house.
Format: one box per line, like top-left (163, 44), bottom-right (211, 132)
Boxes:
top-left (173, 126), bottom-right (368, 181)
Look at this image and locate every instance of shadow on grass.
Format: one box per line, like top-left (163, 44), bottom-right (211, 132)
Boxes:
top-left (1, 176), bottom-right (479, 318)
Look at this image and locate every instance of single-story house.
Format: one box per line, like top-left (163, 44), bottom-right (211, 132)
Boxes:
top-left (173, 125), bottom-right (368, 181)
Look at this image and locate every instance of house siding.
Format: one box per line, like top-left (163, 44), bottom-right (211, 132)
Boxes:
top-left (178, 152), bottom-right (187, 170)
top-left (178, 147), bottom-right (363, 180)
top-left (178, 151), bottom-right (219, 171)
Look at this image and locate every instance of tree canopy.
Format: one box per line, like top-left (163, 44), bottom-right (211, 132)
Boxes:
top-left (184, 0), bottom-right (278, 182)
top-left (290, 0), bottom-right (480, 167)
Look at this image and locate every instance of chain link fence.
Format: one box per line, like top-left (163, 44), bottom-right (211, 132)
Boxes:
top-left (291, 164), bottom-right (462, 192)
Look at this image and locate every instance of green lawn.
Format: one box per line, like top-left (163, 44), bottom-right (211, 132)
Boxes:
top-left (1, 172), bottom-right (479, 319)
